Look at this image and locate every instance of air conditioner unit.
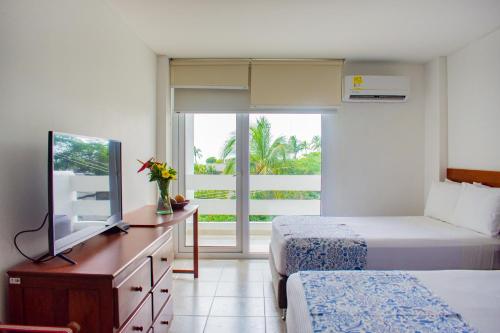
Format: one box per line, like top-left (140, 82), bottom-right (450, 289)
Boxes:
top-left (343, 75), bottom-right (410, 102)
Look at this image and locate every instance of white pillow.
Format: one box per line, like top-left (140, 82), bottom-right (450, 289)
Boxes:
top-left (424, 181), bottom-right (462, 223)
top-left (451, 183), bottom-right (500, 236)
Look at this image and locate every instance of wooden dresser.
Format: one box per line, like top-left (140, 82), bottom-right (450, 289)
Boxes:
top-left (7, 226), bottom-right (174, 333)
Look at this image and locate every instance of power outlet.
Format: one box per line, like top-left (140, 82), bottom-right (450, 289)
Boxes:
top-left (9, 277), bottom-right (21, 285)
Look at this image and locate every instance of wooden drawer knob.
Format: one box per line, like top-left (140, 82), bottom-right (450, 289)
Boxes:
top-left (67, 321), bottom-right (81, 333)
top-left (160, 257), bottom-right (168, 262)
top-left (132, 326), bottom-right (144, 331)
top-left (161, 321), bottom-right (169, 325)
top-left (131, 286), bottom-right (143, 292)
top-left (160, 288), bottom-right (169, 293)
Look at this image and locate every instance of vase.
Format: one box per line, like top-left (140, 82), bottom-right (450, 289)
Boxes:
top-left (156, 179), bottom-right (173, 215)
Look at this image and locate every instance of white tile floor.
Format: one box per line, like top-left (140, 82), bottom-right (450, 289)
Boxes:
top-left (185, 231), bottom-right (272, 253)
top-left (171, 259), bottom-right (286, 333)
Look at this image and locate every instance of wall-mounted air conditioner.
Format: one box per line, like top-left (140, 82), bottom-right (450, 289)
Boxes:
top-left (343, 75), bottom-right (410, 102)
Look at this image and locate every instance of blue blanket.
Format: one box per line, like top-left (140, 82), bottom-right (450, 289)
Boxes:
top-left (299, 271), bottom-right (476, 333)
top-left (280, 218), bottom-right (367, 275)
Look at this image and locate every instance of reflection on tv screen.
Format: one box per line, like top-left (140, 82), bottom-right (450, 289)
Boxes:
top-left (52, 133), bottom-right (121, 243)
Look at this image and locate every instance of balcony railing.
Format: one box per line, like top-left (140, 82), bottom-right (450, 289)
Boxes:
top-left (186, 174), bottom-right (321, 215)
top-left (58, 173), bottom-right (320, 219)
top-left (54, 173), bottom-right (110, 219)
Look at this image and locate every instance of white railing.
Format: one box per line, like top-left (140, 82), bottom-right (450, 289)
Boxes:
top-left (190, 198), bottom-right (320, 215)
top-left (54, 172), bottom-right (110, 218)
top-left (72, 175), bottom-right (110, 216)
top-left (56, 173), bottom-right (320, 219)
top-left (187, 174), bottom-right (320, 191)
top-left (71, 175), bottom-right (109, 192)
top-left (186, 174), bottom-right (320, 216)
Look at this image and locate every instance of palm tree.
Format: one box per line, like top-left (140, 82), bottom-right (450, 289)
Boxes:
top-left (220, 134), bottom-right (236, 175)
top-left (221, 117), bottom-right (287, 175)
top-left (250, 117), bottom-right (287, 174)
top-left (309, 135), bottom-right (321, 152)
top-left (193, 146), bottom-right (202, 164)
top-left (287, 135), bottom-right (307, 159)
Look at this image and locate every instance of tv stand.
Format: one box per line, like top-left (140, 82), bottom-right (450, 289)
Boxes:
top-left (55, 253), bottom-right (78, 265)
top-left (108, 221), bottom-right (130, 234)
top-left (34, 252), bottom-right (77, 265)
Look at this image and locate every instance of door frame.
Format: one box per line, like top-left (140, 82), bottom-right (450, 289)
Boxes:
top-left (172, 112), bottom-right (325, 259)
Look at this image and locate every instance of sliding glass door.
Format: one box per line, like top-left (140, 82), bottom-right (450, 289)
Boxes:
top-left (176, 113), bottom-right (243, 253)
top-left (248, 114), bottom-right (321, 253)
top-left (174, 112), bottom-right (321, 256)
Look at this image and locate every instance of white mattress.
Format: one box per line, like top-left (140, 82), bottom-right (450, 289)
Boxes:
top-left (271, 215), bottom-right (500, 275)
top-left (287, 270), bottom-right (500, 333)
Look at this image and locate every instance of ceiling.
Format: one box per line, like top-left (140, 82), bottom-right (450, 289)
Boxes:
top-left (106, 0), bottom-right (500, 62)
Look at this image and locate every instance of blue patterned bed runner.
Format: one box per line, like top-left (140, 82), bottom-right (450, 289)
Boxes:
top-left (279, 217), bottom-right (367, 275)
top-left (299, 271), bottom-right (476, 333)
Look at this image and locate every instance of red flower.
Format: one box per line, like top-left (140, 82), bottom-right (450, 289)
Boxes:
top-left (137, 158), bottom-right (153, 173)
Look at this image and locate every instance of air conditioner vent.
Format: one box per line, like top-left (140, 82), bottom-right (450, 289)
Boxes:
top-left (349, 95), bottom-right (406, 101)
top-left (343, 75), bottom-right (410, 103)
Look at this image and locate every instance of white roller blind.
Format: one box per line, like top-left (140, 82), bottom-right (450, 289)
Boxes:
top-left (173, 89), bottom-right (331, 114)
top-left (174, 89), bottom-right (250, 113)
top-left (250, 60), bottom-right (343, 108)
top-left (170, 59), bottom-right (250, 89)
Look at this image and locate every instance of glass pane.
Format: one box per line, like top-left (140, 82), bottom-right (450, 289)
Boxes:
top-left (184, 114), bottom-right (237, 247)
top-left (249, 114), bottom-right (321, 253)
top-left (51, 132), bottom-right (122, 252)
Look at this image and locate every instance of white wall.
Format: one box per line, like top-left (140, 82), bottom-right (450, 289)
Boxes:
top-left (424, 57), bottom-right (448, 199)
top-left (448, 27), bottom-right (500, 170)
top-left (322, 62), bottom-right (425, 216)
top-left (0, 0), bottom-right (157, 320)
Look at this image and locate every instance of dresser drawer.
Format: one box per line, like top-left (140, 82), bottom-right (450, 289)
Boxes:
top-left (150, 235), bottom-right (174, 286)
top-left (118, 294), bottom-right (153, 333)
top-left (114, 258), bottom-right (152, 328)
top-left (152, 267), bottom-right (173, 319)
top-left (152, 297), bottom-right (173, 333)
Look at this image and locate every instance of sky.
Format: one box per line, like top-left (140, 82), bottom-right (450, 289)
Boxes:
top-left (192, 114), bottom-right (321, 161)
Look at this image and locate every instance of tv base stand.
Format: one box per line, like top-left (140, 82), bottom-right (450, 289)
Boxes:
top-left (55, 253), bottom-right (77, 265)
top-left (109, 222), bottom-right (130, 234)
top-left (35, 252), bottom-right (77, 265)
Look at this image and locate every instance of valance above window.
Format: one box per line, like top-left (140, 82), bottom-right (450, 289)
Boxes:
top-left (171, 59), bottom-right (343, 111)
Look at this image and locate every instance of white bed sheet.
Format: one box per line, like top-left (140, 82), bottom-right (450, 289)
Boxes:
top-left (287, 270), bottom-right (500, 333)
top-left (271, 216), bottom-right (500, 275)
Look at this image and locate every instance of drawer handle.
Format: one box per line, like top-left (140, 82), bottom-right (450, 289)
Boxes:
top-left (160, 257), bottom-right (168, 262)
top-left (161, 321), bottom-right (169, 325)
top-left (131, 286), bottom-right (143, 292)
top-left (132, 326), bottom-right (144, 331)
top-left (160, 288), bottom-right (169, 293)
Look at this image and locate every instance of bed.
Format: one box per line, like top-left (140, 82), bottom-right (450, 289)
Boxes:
top-left (269, 168), bottom-right (500, 311)
top-left (286, 269), bottom-right (500, 333)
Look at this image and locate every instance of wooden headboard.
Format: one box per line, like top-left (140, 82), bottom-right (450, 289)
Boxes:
top-left (447, 168), bottom-right (500, 188)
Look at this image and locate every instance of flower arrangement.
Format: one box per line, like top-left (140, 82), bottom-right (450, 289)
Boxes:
top-left (137, 158), bottom-right (177, 182)
top-left (138, 158), bottom-right (177, 215)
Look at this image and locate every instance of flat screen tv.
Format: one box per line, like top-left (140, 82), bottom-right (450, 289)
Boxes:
top-left (48, 131), bottom-right (127, 262)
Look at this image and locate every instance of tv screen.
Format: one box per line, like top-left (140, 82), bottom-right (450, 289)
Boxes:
top-left (48, 131), bottom-right (123, 256)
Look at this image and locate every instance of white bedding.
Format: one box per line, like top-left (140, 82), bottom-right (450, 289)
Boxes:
top-left (271, 215), bottom-right (500, 275)
top-left (287, 270), bottom-right (500, 333)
